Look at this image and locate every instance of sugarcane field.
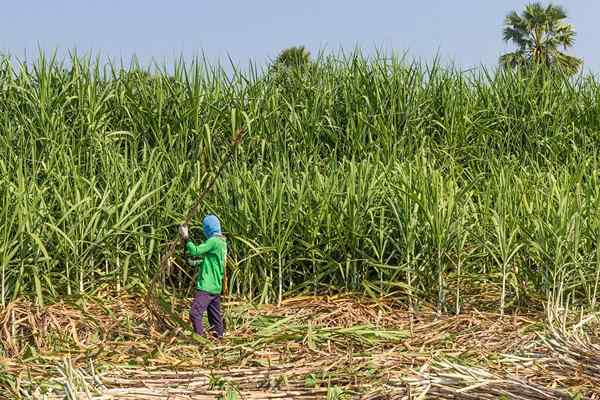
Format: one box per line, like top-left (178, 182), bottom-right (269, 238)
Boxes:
top-left (3, 2), bottom-right (600, 400)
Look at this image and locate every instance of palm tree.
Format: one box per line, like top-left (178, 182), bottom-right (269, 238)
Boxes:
top-left (500, 3), bottom-right (582, 74)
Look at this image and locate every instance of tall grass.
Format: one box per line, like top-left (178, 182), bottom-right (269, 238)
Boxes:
top-left (1, 51), bottom-right (600, 311)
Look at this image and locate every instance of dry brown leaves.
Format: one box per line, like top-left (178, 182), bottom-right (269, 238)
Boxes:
top-left (1, 293), bottom-right (599, 399)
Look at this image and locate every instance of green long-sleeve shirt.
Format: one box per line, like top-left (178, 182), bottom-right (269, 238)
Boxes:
top-left (185, 235), bottom-right (227, 295)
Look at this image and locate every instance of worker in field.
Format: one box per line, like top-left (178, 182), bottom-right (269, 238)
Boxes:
top-left (179, 214), bottom-right (227, 339)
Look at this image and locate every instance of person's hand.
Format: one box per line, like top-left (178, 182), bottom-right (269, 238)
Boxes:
top-left (179, 224), bottom-right (189, 241)
top-left (186, 258), bottom-right (201, 267)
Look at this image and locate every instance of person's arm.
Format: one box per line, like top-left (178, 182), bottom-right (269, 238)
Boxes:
top-left (185, 239), bottom-right (215, 257)
top-left (179, 224), bottom-right (215, 258)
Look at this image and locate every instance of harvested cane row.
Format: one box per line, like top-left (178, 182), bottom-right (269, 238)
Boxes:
top-left (29, 353), bottom-right (598, 399)
top-left (1, 294), bottom-right (599, 398)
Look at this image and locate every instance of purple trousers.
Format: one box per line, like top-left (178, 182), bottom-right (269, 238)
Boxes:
top-left (190, 291), bottom-right (224, 338)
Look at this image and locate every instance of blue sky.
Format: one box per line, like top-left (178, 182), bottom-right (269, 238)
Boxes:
top-left (1, 1), bottom-right (598, 73)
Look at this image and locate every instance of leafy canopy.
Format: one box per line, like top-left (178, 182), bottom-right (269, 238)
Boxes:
top-left (273, 46), bottom-right (311, 70)
top-left (500, 2), bottom-right (582, 75)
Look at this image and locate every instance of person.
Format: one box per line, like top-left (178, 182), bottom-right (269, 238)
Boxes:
top-left (178, 214), bottom-right (227, 338)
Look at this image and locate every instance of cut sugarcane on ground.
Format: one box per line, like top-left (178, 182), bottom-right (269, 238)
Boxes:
top-left (1, 291), bottom-right (599, 399)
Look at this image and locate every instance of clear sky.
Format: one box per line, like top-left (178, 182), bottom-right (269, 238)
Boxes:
top-left (1, 1), bottom-right (598, 73)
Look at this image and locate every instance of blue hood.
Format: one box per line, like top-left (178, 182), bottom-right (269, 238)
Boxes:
top-left (203, 214), bottom-right (221, 238)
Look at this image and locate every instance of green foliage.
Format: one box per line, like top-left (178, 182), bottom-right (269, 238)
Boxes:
top-left (500, 2), bottom-right (582, 74)
top-left (304, 373), bottom-right (317, 388)
top-left (269, 46), bottom-right (313, 95)
top-left (1, 51), bottom-right (600, 311)
top-left (221, 388), bottom-right (240, 400)
top-left (327, 386), bottom-right (349, 400)
top-left (272, 46), bottom-right (311, 70)
top-left (0, 364), bottom-right (18, 399)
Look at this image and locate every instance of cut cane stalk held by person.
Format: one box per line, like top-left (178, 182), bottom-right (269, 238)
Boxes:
top-left (179, 215), bottom-right (227, 338)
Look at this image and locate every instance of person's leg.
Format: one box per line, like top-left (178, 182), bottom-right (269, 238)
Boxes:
top-left (189, 292), bottom-right (211, 335)
top-left (206, 295), bottom-right (224, 338)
